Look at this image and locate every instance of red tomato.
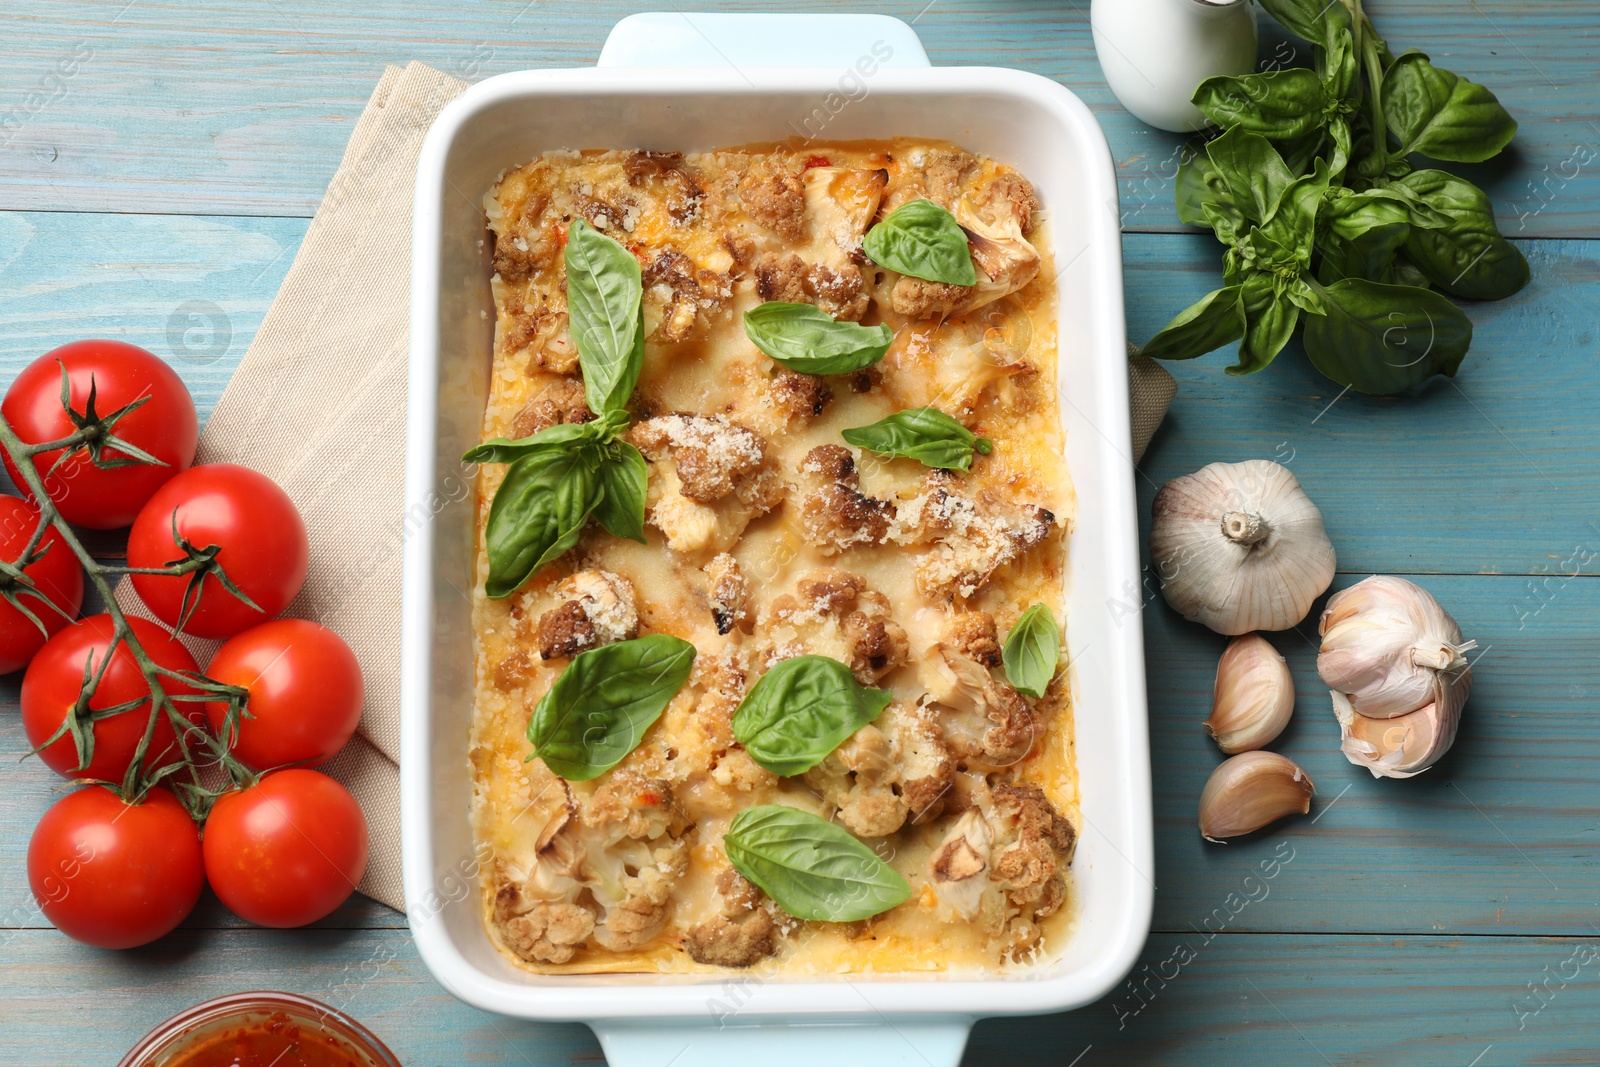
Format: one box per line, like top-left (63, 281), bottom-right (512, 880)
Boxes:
top-left (1, 340), bottom-right (198, 529)
top-left (0, 495), bottom-right (83, 673)
top-left (204, 769), bottom-right (369, 928)
top-left (28, 785), bottom-right (204, 949)
top-left (22, 614), bottom-right (204, 781)
top-left (126, 464), bottom-right (309, 640)
top-left (205, 619), bottom-right (364, 770)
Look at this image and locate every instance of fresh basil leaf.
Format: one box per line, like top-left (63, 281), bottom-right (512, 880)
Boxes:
top-left (723, 804), bottom-right (911, 921)
top-left (1392, 170), bottom-right (1529, 299)
top-left (1276, 130), bottom-right (1326, 177)
top-left (1141, 285), bottom-right (1246, 362)
top-left (483, 447), bottom-right (603, 599)
top-left (528, 634), bottom-right (696, 780)
top-left (1192, 68), bottom-right (1328, 140)
top-left (840, 407), bottom-right (992, 472)
top-left (1233, 277), bottom-right (1299, 375)
top-left (463, 419), bottom-right (605, 465)
top-left (1382, 52), bottom-right (1518, 163)
top-left (1301, 278), bottom-right (1472, 394)
top-left (1205, 127), bottom-right (1294, 225)
top-left (862, 199), bottom-right (978, 286)
top-left (743, 302), bottom-right (894, 375)
top-left (565, 219), bottom-right (644, 415)
top-left (1318, 223), bottom-right (1411, 285)
top-left (1257, 0), bottom-right (1352, 46)
top-left (731, 655), bottom-right (893, 777)
top-left (1261, 159), bottom-right (1333, 258)
top-left (593, 441), bottom-right (648, 544)
top-left (1324, 187), bottom-right (1450, 241)
top-left (1320, 21), bottom-right (1358, 104)
top-left (1175, 140), bottom-right (1240, 231)
top-left (1002, 604), bottom-right (1060, 699)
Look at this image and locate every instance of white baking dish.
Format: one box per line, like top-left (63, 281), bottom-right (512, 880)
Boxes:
top-left (402, 14), bottom-right (1152, 1065)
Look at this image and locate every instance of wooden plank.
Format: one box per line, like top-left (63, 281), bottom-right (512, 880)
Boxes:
top-left (2, 0), bottom-right (1594, 239)
top-left (4, 927), bottom-right (1596, 1065)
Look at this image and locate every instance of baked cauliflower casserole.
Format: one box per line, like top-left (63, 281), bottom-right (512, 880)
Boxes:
top-left (469, 139), bottom-right (1078, 976)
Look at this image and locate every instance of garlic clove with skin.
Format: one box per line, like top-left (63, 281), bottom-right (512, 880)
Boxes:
top-left (1332, 691), bottom-right (1459, 779)
top-left (1206, 633), bottom-right (1295, 754)
top-left (1150, 460), bottom-right (1336, 636)
top-left (1198, 751), bottom-right (1315, 842)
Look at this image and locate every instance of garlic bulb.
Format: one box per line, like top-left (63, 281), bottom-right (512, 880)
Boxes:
top-left (1198, 751), bottom-right (1315, 842)
top-left (1206, 633), bottom-right (1294, 754)
top-left (1318, 575), bottom-right (1475, 778)
top-left (1150, 460), bottom-right (1336, 635)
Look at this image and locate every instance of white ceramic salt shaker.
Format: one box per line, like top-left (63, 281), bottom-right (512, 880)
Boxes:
top-left (1090, 0), bottom-right (1259, 132)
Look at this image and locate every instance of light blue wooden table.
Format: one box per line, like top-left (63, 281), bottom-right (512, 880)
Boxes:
top-left (4, 2), bottom-right (1598, 1063)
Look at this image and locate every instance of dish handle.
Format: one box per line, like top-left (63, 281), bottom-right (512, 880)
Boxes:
top-left (597, 12), bottom-right (931, 69)
top-left (592, 1016), bottom-right (973, 1067)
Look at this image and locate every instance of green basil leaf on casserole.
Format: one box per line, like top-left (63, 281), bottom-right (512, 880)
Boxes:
top-left (462, 418), bottom-right (610, 465)
top-left (1003, 603), bottom-right (1061, 700)
top-left (742, 302), bottom-right (894, 375)
top-left (592, 440), bottom-right (649, 544)
top-left (731, 655), bottom-right (893, 777)
top-left (862, 199), bottom-right (979, 286)
top-left (565, 219), bottom-right (644, 416)
top-left (527, 634), bottom-right (697, 780)
top-left (483, 446), bottom-right (604, 599)
top-left (840, 407), bottom-right (993, 471)
top-left (723, 804), bottom-right (912, 922)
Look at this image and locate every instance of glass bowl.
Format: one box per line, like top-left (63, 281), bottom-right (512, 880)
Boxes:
top-left (118, 991), bottom-right (401, 1067)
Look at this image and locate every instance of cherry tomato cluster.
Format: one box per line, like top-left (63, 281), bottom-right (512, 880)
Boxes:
top-left (6, 340), bottom-right (370, 949)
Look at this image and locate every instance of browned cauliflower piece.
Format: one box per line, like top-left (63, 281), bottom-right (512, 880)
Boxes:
top-left (768, 369), bottom-right (833, 422)
top-left (804, 723), bottom-right (907, 838)
top-left (944, 611), bottom-right (1002, 668)
top-left (685, 866), bottom-right (778, 968)
top-left (927, 809), bottom-right (992, 921)
top-left (755, 253), bottom-right (871, 322)
top-left (921, 147), bottom-right (979, 207)
top-left (622, 150), bottom-right (704, 222)
top-left (642, 247), bottom-right (732, 344)
top-left (507, 377), bottom-right (591, 440)
top-left (889, 277), bottom-right (971, 320)
top-left (494, 878), bottom-right (596, 965)
top-left (500, 295), bottom-right (578, 372)
top-left (630, 413), bottom-right (785, 554)
top-left (890, 475), bottom-right (1056, 601)
top-left (491, 191), bottom-right (557, 283)
top-left (739, 157), bottom-right (806, 240)
top-left (919, 643), bottom-right (1040, 770)
top-left (884, 701), bottom-right (956, 824)
top-left (975, 170), bottom-right (1039, 236)
top-left (767, 568), bottom-right (910, 687)
top-left (796, 445), bottom-right (893, 556)
top-left (704, 553), bottom-right (752, 636)
top-left (534, 570), bottom-right (639, 660)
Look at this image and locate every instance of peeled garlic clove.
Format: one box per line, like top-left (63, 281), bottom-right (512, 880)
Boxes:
top-left (1198, 751), bottom-right (1315, 842)
top-left (1332, 691), bottom-right (1458, 779)
top-left (1206, 633), bottom-right (1295, 754)
top-left (1318, 575), bottom-right (1475, 721)
top-left (1150, 460), bottom-right (1336, 636)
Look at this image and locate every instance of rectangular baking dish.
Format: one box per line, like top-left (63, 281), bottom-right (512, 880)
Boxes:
top-left (402, 14), bottom-right (1152, 1065)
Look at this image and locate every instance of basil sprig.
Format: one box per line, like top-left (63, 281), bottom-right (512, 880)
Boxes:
top-left (731, 655), bottom-right (892, 777)
top-left (528, 634), bottom-right (696, 780)
top-left (723, 805), bottom-right (911, 921)
top-left (1002, 604), bottom-right (1061, 700)
top-left (742, 302), bottom-right (893, 375)
top-left (862, 199), bottom-right (978, 286)
top-left (469, 223), bottom-right (654, 597)
top-left (841, 407), bottom-right (993, 472)
top-left (1146, 0), bottom-right (1528, 394)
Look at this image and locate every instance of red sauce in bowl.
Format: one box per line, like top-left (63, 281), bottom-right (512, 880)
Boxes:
top-left (119, 993), bottom-right (399, 1067)
top-left (164, 1011), bottom-right (369, 1067)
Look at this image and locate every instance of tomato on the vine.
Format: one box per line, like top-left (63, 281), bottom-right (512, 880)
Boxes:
top-left (204, 619), bottom-right (363, 770)
top-left (126, 463), bottom-right (309, 640)
top-left (1, 340), bottom-right (198, 529)
top-left (28, 785), bottom-right (204, 949)
top-left (0, 495), bottom-right (83, 673)
top-left (22, 614), bottom-right (204, 782)
top-left (203, 769), bottom-right (368, 928)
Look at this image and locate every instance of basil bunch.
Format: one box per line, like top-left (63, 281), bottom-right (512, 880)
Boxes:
top-left (862, 199), bottom-right (979, 286)
top-left (467, 220), bottom-right (651, 597)
top-left (527, 634), bottom-right (696, 780)
top-left (1147, 0), bottom-right (1528, 394)
top-left (842, 406), bottom-right (993, 471)
top-left (731, 655), bottom-right (892, 777)
top-left (743, 302), bottom-right (894, 375)
top-left (1002, 604), bottom-right (1061, 700)
top-left (723, 804), bottom-right (911, 922)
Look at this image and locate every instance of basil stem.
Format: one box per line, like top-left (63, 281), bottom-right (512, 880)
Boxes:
top-left (731, 655), bottom-right (892, 777)
top-left (723, 804), bottom-right (911, 922)
top-left (1002, 603), bottom-right (1061, 700)
top-left (528, 634), bottom-right (697, 780)
top-left (862, 199), bottom-right (978, 286)
top-left (743, 302), bottom-right (894, 375)
top-left (840, 407), bottom-right (993, 472)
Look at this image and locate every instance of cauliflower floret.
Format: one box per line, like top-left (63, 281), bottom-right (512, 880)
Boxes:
top-left (944, 611), bottom-right (1002, 668)
top-left (507, 377), bottom-right (591, 439)
top-left (685, 866), bottom-right (779, 968)
top-left (797, 445), bottom-right (893, 556)
top-left (535, 569), bottom-right (639, 660)
top-left (631, 413), bottom-right (785, 554)
top-left (704, 553), bottom-right (752, 635)
top-left (739, 156), bottom-right (806, 240)
top-left (890, 474), bottom-right (1056, 601)
top-left (641, 246), bottom-right (730, 344)
top-left (495, 880), bottom-right (596, 964)
top-left (804, 724), bottom-right (906, 838)
top-left (927, 809), bottom-right (992, 921)
top-left (919, 643), bottom-right (1040, 770)
top-left (755, 252), bottom-right (870, 322)
top-left (766, 568), bottom-right (909, 686)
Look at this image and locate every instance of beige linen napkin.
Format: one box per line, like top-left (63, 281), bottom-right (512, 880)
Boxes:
top-left (165, 62), bottom-right (1172, 913)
